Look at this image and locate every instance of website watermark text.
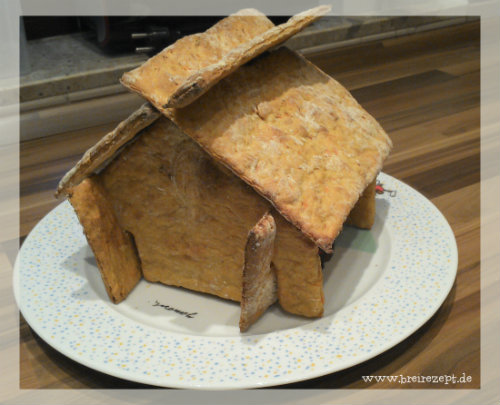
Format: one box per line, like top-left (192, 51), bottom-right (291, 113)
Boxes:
top-left (362, 373), bottom-right (472, 385)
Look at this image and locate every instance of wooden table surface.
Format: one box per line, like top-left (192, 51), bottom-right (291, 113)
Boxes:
top-left (15, 21), bottom-right (480, 390)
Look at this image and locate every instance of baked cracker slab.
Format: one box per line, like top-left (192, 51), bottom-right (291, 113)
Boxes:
top-left (68, 176), bottom-right (142, 303)
top-left (120, 9), bottom-right (275, 109)
top-left (166, 5), bottom-right (330, 108)
top-left (56, 103), bottom-right (160, 197)
top-left (164, 47), bottom-right (392, 252)
top-left (240, 212), bottom-right (277, 332)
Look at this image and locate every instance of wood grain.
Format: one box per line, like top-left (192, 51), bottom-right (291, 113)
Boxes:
top-left (16, 21), bottom-right (480, 389)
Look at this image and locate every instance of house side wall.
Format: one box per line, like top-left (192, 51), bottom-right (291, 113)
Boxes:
top-left (68, 176), bottom-right (142, 303)
top-left (273, 212), bottom-right (323, 317)
top-left (346, 178), bottom-right (376, 229)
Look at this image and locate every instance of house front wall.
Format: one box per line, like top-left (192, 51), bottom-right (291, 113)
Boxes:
top-left (98, 117), bottom-right (324, 317)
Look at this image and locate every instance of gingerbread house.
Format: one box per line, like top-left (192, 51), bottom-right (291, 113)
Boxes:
top-left (56, 7), bottom-right (392, 331)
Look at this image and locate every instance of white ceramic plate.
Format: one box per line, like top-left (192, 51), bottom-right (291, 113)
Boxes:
top-left (13, 173), bottom-right (457, 389)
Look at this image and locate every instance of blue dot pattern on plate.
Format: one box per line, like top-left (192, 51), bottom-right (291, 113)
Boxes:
top-left (15, 173), bottom-right (458, 389)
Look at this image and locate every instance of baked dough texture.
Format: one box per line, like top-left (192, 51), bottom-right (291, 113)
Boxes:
top-left (68, 177), bottom-right (142, 303)
top-left (56, 103), bottom-right (160, 197)
top-left (57, 6), bottom-right (391, 327)
top-left (164, 47), bottom-right (392, 252)
top-left (240, 213), bottom-right (277, 332)
top-left (346, 178), bottom-right (377, 229)
top-left (120, 9), bottom-right (274, 109)
top-left (97, 117), bottom-right (323, 316)
top-left (273, 211), bottom-right (323, 317)
top-left (155, 6), bottom-right (330, 108)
